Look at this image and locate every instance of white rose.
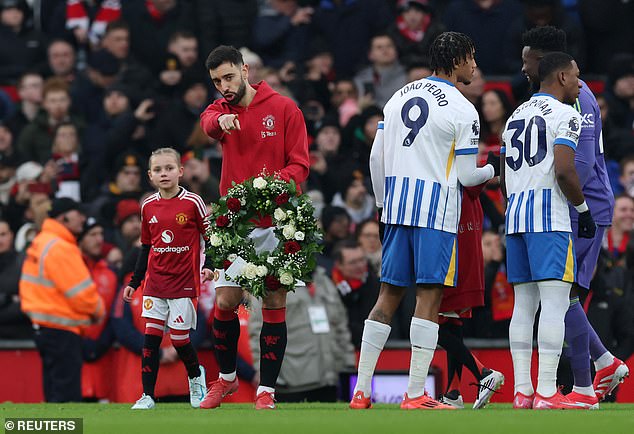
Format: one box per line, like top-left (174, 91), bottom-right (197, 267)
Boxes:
top-left (267, 256), bottom-right (277, 265)
top-left (253, 177), bottom-right (267, 189)
top-left (243, 263), bottom-right (258, 280)
top-left (256, 265), bottom-right (268, 277)
top-left (294, 231), bottom-right (305, 241)
top-left (274, 208), bottom-right (287, 221)
top-left (279, 272), bottom-right (294, 286)
top-left (228, 253), bottom-right (237, 261)
top-left (282, 225), bottom-right (296, 240)
top-left (209, 234), bottom-right (222, 247)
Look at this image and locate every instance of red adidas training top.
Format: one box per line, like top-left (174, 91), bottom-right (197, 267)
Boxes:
top-left (200, 81), bottom-right (310, 195)
top-left (440, 184), bottom-right (486, 314)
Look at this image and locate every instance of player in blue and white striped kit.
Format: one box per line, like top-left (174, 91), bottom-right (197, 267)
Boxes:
top-left (501, 52), bottom-right (597, 410)
top-left (350, 32), bottom-right (497, 410)
top-left (521, 27), bottom-right (629, 408)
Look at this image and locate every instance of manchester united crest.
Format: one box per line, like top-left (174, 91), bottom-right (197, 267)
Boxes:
top-left (175, 212), bottom-right (188, 225)
top-left (144, 298), bottom-right (153, 310)
top-left (262, 114), bottom-right (275, 131)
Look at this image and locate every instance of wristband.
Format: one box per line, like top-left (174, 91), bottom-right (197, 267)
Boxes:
top-left (574, 201), bottom-right (589, 213)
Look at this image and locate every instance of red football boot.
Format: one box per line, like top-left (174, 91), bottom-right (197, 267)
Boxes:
top-left (593, 358), bottom-right (629, 401)
top-left (349, 390), bottom-right (372, 409)
top-left (255, 391), bottom-right (276, 410)
top-left (200, 378), bottom-right (239, 409)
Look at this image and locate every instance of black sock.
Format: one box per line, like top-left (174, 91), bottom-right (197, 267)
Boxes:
top-left (141, 334), bottom-right (162, 398)
top-left (259, 320), bottom-right (287, 388)
top-left (438, 322), bottom-right (483, 382)
top-left (446, 352), bottom-right (463, 393)
top-left (213, 316), bottom-right (240, 374)
top-left (174, 342), bottom-right (201, 378)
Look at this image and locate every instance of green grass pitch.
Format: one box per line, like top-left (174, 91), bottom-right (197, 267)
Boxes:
top-left (2, 403), bottom-right (633, 434)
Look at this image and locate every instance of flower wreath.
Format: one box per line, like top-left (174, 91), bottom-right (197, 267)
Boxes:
top-left (206, 173), bottom-right (322, 298)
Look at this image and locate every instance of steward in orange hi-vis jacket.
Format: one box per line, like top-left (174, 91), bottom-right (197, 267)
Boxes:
top-left (20, 198), bottom-right (104, 402)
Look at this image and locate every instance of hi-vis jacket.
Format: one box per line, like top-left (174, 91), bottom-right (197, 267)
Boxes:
top-left (20, 218), bottom-right (104, 335)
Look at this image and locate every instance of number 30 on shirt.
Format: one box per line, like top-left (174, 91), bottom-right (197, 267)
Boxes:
top-left (505, 115), bottom-right (547, 171)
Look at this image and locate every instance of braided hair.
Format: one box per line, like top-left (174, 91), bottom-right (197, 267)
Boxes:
top-left (429, 32), bottom-right (475, 76)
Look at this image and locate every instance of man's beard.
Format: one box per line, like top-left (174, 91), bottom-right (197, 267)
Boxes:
top-left (225, 80), bottom-right (246, 106)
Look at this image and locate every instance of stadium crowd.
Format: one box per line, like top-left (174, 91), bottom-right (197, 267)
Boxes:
top-left (0, 0), bottom-right (632, 402)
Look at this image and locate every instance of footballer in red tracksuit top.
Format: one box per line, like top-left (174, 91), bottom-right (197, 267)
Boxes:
top-left (440, 184), bottom-right (486, 316)
top-left (200, 80), bottom-right (310, 195)
top-left (198, 46), bottom-right (309, 410)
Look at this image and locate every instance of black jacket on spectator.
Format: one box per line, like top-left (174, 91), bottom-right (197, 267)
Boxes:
top-left (4, 106), bottom-right (44, 141)
top-left (81, 109), bottom-right (152, 201)
top-left (121, 1), bottom-right (195, 75)
top-left (587, 253), bottom-right (634, 363)
top-left (0, 24), bottom-right (46, 85)
top-left (252, 4), bottom-right (311, 69)
top-left (195, 0), bottom-right (258, 61)
top-left (100, 110), bottom-right (153, 171)
top-left (579, 0), bottom-right (634, 74)
top-left (150, 100), bottom-right (201, 155)
top-left (0, 251), bottom-right (31, 339)
top-left (311, 0), bottom-right (393, 78)
top-left (16, 111), bottom-right (85, 165)
top-left (443, 0), bottom-right (522, 75)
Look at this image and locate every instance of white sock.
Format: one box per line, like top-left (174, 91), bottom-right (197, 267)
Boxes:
top-left (537, 351), bottom-right (560, 397)
top-left (509, 282), bottom-right (540, 396)
top-left (219, 371), bottom-right (236, 382)
top-left (536, 279), bottom-right (570, 397)
top-left (407, 317), bottom-right (438, 399)
top-left (256, 385), bottom-right (275, 396)
top-left (354, 319), bottom-right (391, 395)
top-left (573, 385), bottom-right (596, 397)
top-left (511, 351), bottom-right (534, 396)
top-left (594, 352), bottom-right (614, 371)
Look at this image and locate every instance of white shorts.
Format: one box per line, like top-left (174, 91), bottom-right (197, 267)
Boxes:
top-left (142, 296), bottom-right (197, 330)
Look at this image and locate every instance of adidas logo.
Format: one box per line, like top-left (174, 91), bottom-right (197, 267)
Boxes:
top-left (149, 216), bottom-right (158, 224)
top-left (173, 315), bottom-right (184, 324)
top-left (262, 352), bottom-right (278, 361)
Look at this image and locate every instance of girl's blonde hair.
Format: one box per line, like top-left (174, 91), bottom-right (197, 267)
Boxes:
top-left (149, 147), bottom-right (181, 167)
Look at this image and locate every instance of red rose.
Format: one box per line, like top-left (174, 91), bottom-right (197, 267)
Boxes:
top-left (226, 198), bottom-right (241, 212)
top-left (223, 260), bottom-right (232, 270)
top-left (275, 193), bottom-right (290, 205)
top-left (265, 275), bottom-right (281, 291)
top-left (216, 215), bottom-right (230, 227)
top-left (284, 241), bottom-right (301, 254)
top-left (227, 197), bottom-right (241, 212)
